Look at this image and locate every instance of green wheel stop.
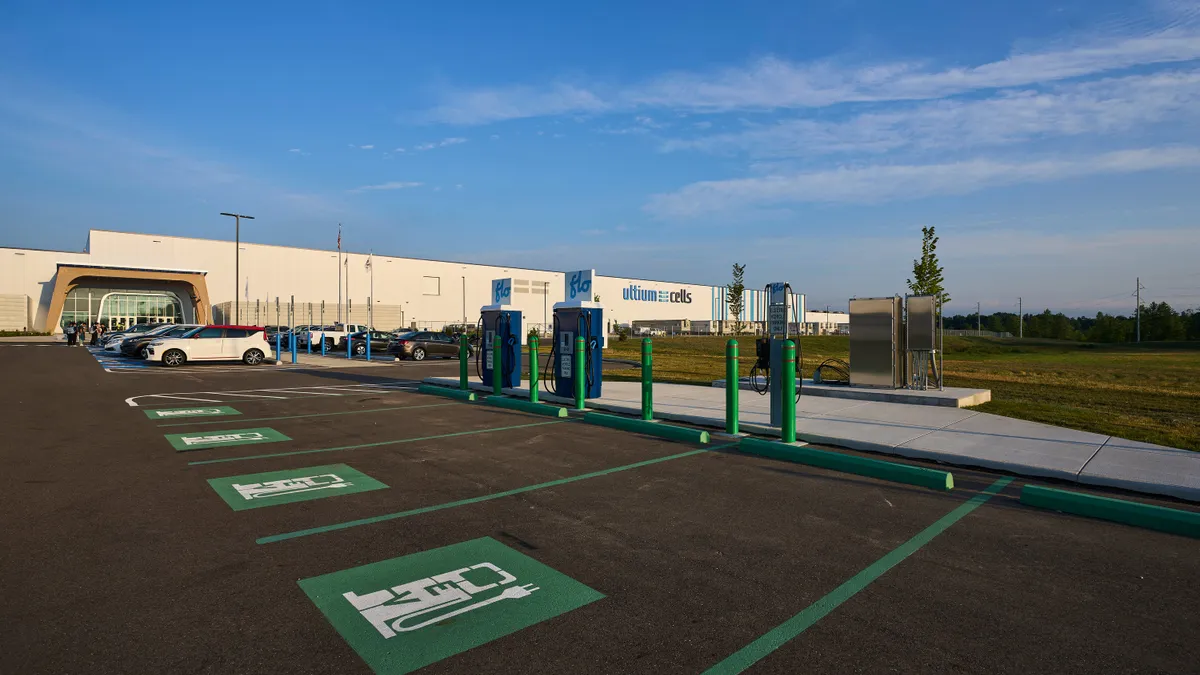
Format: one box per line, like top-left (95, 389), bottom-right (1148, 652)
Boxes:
top-left (583, 412), bottom-right (709, 444)
top-left (484, 395), bottom-right (568, 418)
top-left (418, 384), bottom-right (476, 402)
top-left (1021, 484), bottom-right (1200, 539)
top-left (738, 437), bottom-right (954, 491)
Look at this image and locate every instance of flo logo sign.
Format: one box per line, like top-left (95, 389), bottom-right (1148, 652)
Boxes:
top-left (144, 405), bottom-right (240, 420)
top-left (565, 269), bottom-right (594, 301)
top-left (164, 427), bottom-right (290, 452)
top-left (299, 537), bottom-right (603, 675)
top-left (207, 463), bottom-right (386, 510)
top-left (491, 278), bottom-right (513, 305)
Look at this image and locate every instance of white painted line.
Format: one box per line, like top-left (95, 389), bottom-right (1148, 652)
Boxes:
top-left (144, 394), bottom-right (222, 403)
top-left (213, 391), bottom-right (290, 399)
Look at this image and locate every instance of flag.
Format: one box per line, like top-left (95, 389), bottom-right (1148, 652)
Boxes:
top-left (337, 223), bottom-right (342, 251)
top-left (365, 253), bottom-right (372, 271)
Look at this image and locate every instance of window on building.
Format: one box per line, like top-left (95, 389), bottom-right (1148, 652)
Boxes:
top-left (422, 276), bottom-right (440, 296)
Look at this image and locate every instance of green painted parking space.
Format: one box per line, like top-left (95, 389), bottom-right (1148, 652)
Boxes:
top-left (143, 405), bottom-right (241, 420)
top-left (207, 463), bottom-right (387, 511)
top-left (164, 427), bottom-right (291, 452)
top-left (299, 537), bottom-right (603, 675)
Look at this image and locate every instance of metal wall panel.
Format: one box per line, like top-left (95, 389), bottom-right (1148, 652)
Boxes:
top-left (849, 297), bottom-right (902, 388)
top-left (906, 295), bottom-right (936, 351)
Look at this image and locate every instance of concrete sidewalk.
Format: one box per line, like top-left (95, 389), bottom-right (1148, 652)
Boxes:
top-left (425, 377), bottom-right (1200, 502)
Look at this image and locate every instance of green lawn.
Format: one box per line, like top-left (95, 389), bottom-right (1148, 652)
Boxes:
top-left (603, 335), bottom-right (1200, 451)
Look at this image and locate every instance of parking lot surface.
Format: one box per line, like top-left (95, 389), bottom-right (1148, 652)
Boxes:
top-left (2, 344), bottom-right (1198, 674)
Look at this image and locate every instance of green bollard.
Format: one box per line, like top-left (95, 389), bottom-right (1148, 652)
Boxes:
top-left (782, 339), bottom-right (797, 443)
top-left (726, 339), bottom-right (739, 435)
top-left (529, 336), bottom-right (539, 403)
top-left (492, 335), bottom-right (502, 395)
top-left (641, 338), bottom-right (653, 421)
top-left (574, 336), bottom-right (586, 410)
top-left (459, 335), bottom-right (469, 390)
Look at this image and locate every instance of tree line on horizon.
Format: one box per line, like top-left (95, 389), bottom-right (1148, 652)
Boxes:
top-left (945, 302), bottom-right (1200, 342)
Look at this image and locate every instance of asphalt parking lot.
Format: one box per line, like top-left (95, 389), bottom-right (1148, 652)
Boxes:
top-left (2, 342), bottom-right (1198, 674)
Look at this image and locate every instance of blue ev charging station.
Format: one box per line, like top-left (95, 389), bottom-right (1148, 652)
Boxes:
top-left (478, 277), bottom-right (523, 389)
top-left (548, 269), bottom-right (603, 399)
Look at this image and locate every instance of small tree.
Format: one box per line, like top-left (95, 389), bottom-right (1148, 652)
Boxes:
top-left (906, 226), bottom-right (951, 308)
top-left (727, 263), bottom-right (746, 334)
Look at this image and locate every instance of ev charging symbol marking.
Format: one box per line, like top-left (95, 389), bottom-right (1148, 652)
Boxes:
top-left (343, 562), bottom-right (537, 638)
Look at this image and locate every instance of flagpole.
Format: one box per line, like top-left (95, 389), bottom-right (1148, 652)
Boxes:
top-left (368, 252), bottom-right (374, 331)
top-left (337, 224), bottom-right (342, 324)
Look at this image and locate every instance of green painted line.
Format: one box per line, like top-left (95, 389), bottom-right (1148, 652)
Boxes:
top-left (188, 420), bottom-right (567, 466)
top-left (258, 444), bottom-right (733, 544)
top-left (144, 405), bottom-right (240, 420)
top-left (738, 436), bottom-right (954, 491)
top-left (298, 537), bottom-right (604, 675)
top-left (584, 411), bottom-right (709, 444)
top-left (157, 402), bottom-right (456, 427)
top-left (165, 427), bottom-right (291, 452)
top-left (484, 395), bottom-right (568, 418)
top-left (208, 463), bottom-right (388, 511)
top-left (417, 383), bottom-right (476, 401)
top-left (701, 477), bottom-right (1012, 675)
top-left (1021, 484), bottom-right (1200, 539)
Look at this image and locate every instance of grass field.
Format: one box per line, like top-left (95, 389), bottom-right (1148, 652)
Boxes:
top-left (603, 335), bottom-right (1200, 451)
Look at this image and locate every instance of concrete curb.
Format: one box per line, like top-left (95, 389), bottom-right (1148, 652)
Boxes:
top-left (416, 384), bottom-right (476, 402)
top-left (739, 436), bottom-right (955, 491)
top-left (484, 396), bottom-right (569, 418)
top-left (1020, 485), bottom-right (1200, 539)
top-left (583, 412), bottom-right (710, 445)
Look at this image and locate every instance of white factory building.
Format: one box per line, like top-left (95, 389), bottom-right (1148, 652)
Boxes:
top-left (0, 229), bottom-right (849, 335)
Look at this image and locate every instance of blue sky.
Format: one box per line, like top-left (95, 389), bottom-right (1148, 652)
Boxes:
top-left (2, 0), bottom-right (1199, 315)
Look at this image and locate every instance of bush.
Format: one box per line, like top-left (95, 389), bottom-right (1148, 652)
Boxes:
top-left (0, 330), bottom-right (50, 337)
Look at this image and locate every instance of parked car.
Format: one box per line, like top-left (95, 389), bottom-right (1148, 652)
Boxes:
top-left (120, 324), bottom-right (202, 358)
top-left (338, 330), bottom-right (393, 356)
top-left (146, 325), bottom-right (271, 367)
top-left (102, 322), bottom-right (164, 349)
top-left (387, 331), bottom-right (469, 361)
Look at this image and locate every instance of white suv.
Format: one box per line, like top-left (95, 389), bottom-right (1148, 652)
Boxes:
top-left (147, 325), bottom-right (271, 367)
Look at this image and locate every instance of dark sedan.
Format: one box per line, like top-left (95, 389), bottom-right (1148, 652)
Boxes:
top-left (338, 330), bottom-right (393, 356)
top-left (387, 331), bottom-right (469, 361)
top-left (120, 324), bottom-right (202, 358)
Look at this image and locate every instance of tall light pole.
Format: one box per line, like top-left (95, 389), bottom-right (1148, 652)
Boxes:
top-left (220, 212), bottom-right (254, 323)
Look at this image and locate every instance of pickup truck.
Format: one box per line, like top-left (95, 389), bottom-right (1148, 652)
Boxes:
top-left (303, 324), bottom-right (367, 351)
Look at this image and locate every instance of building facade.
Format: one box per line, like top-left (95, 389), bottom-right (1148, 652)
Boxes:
top-left (1, 230), bottom-right (810, 334)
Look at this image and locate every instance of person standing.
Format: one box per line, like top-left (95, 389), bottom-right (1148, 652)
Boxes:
top-left (65, 322), bottom-right (76, 346)
top-left (90, 322), bottom-right (100, 346)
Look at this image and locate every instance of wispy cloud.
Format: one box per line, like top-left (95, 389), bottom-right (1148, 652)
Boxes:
top-left (347, 181), bottom-right (423, 193)
top-left (413, 137), bottom-right (468, 151)
top-left (419, 24), bottom-right (1200, 124)
top-left (359, 144), bottom-right (374, 150)
top-left (662, 69), bottom-right (1200, 157)
top-left (645, 146), bottom-right (1200, 217)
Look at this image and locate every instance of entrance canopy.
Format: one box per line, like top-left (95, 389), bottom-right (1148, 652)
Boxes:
top-left (46, 263), bottom-right (211, 332)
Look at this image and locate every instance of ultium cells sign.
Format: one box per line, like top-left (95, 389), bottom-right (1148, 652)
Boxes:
top-left (622, 284), bottom-right (693, 304)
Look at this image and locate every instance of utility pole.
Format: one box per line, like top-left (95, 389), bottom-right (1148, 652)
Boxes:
top-left (1135, 277), bottom-right (1144, 343)
top-left (220, 212), bottom-right (254, 323)
top-left (1018, 297), bottom-right (1023, 338)
top-left (977, 302), bottom-right (981, 336)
